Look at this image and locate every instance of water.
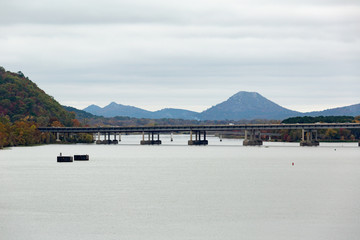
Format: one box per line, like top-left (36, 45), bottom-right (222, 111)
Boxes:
top-left (1, 135), bottom-right (359, 240)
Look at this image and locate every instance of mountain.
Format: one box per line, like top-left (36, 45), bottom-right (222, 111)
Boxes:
top-left (83, 104), bottom-right (103, 116)
top-left (83, 103), bottom-right (200, 120)
top-left (84, 102), bottom-right (153, 118)
top-left (63, 106), bottom-right (98, 120)
top-left (0, 67), bottom-right (75, 126)
top-left (200, 91), bottom-right (300, 120)
top-left (152, 108), bottom-right (200, 120)
top-left (83, 91), bottom-right (360, 121)
top-left (303, 103), bottom-right (360, 117)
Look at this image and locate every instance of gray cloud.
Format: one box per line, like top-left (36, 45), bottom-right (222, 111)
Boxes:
top-left (1, 0), bottom-right (359, 112)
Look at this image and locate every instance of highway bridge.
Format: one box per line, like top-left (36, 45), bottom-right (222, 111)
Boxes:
top-left (38, 123), bottom-right (360, 146)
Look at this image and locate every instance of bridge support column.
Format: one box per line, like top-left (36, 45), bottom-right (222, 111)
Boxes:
top-left (96, 132), bottom-right (102, 144)
top-left (112, 132), bottom-right (119, 144)
top-left (188, 131), bottom-right (208, 145)
top-left (119, 133), bottom-right (121, 142)
top-left (141, 132), bottom-right (162, 145)
top-left (96, 132), bottom-right (101, 144)
top-left (243, 130), bottom-right (263, 146)
top-left (95, 132), bottom-right (118, 144)
top-left (300, 129), bottom-right (319, 146)
top-left (171, 132), bottom-right (173, 142)
top-left (56, 132), bottom-right (61, 142)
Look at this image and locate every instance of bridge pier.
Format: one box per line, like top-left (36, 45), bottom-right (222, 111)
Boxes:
top-left (188, 131), bottom-right (208, 145)
top-left (95, 132), bottom-right (119, 144)
top-left (141, 132), bottom-right (162, 145)
top-left (243, 130), bottom-right (263, 146)
top-left (112, 132), bottom-right (119, 144)
top-left (95, 132), bottom-right (101, 144)
top-left (56, 132), bottom-right (61, 142)
top-left (300, 129), bottom-right (319, 146)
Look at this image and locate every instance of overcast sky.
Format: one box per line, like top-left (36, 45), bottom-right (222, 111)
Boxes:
top-left (1, 0), bottom-right (359, 112)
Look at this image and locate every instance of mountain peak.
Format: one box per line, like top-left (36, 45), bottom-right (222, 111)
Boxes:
top-left (107, 102), bottom-right (119, 107)
top-left (200, 91), bottom-right (299, 120)
top-left (233, 91), bottom-right (258, 96)
top-left (228, 91), bottom-right (263, 102)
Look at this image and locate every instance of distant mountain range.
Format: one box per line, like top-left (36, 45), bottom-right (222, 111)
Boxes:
top-left (84, 102), bottom-right (199, 119)
top-left (83, 91), bottom-right (360, 120)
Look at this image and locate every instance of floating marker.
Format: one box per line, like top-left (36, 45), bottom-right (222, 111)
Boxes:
top-left (57, 155), bottom-right (73, 162)
top-left (74, 155), bottom-right (89, 161)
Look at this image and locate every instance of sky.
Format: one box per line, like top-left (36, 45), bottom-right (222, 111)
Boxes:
top-left (1, 0), bottom-right (359, 113)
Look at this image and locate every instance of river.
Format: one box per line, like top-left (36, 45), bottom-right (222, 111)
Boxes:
top-left (0, 135), bottom-right (359, 240)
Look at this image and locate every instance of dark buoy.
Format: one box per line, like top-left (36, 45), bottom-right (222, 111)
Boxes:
top-left (57, 153), bottom-right (73, 162)
top-left (292, 162), bottom-right (294, 166)
top-left (74, 155), bottom-right (90, 161)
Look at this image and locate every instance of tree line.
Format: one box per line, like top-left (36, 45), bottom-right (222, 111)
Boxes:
top-left (278, 116), bottom-right (360, 142)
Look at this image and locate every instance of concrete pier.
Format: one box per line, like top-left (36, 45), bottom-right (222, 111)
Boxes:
top-left (56, 132), bottom-right (61, 142)
top-left (300, 129), bottom-right (319, 146)
top-left (95, 132), bottom-right (119, 144)
top-left (188, 131), bottom-right (208, 145)
top-left (97, 139), bottom-right (118, 144)
top-left (141, 132), bottom-right (162, 145)
top-left (243, 130), bottom-right (263, 146)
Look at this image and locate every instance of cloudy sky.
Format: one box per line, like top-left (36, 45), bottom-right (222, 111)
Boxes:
top-left (1, 0), bottom-right (359, 112)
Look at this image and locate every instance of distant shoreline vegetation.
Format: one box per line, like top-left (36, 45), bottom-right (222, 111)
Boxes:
top-left (278, 116), bottom-right (360, 142)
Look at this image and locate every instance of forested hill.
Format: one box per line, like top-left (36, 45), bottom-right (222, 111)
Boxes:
top-left (0, 67), bottom-right (74, 126)
top-left (282, 116), bottom-right (359, 124)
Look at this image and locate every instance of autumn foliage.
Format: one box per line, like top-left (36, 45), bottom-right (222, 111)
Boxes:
top-left (0, 67), bottom-right (89, 148)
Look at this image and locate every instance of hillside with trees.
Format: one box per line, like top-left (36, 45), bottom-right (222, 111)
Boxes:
top-left (0, 67), bottom-right (74, 126)
top-left (0, 67), bottom-right (87, 148)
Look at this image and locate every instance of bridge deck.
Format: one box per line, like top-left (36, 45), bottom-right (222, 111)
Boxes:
top-left (38, 123), bottom-right (360, 133)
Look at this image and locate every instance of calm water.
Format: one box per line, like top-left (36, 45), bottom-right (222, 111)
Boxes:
top-left (1, 135), bottom-right (359, 240)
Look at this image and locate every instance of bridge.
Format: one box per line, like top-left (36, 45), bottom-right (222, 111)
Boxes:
top-left (38, 123), bottom-right (360, 146)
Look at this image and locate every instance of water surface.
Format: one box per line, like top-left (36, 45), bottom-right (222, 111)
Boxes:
top-left (1, 135), bottom-right (359, 240)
